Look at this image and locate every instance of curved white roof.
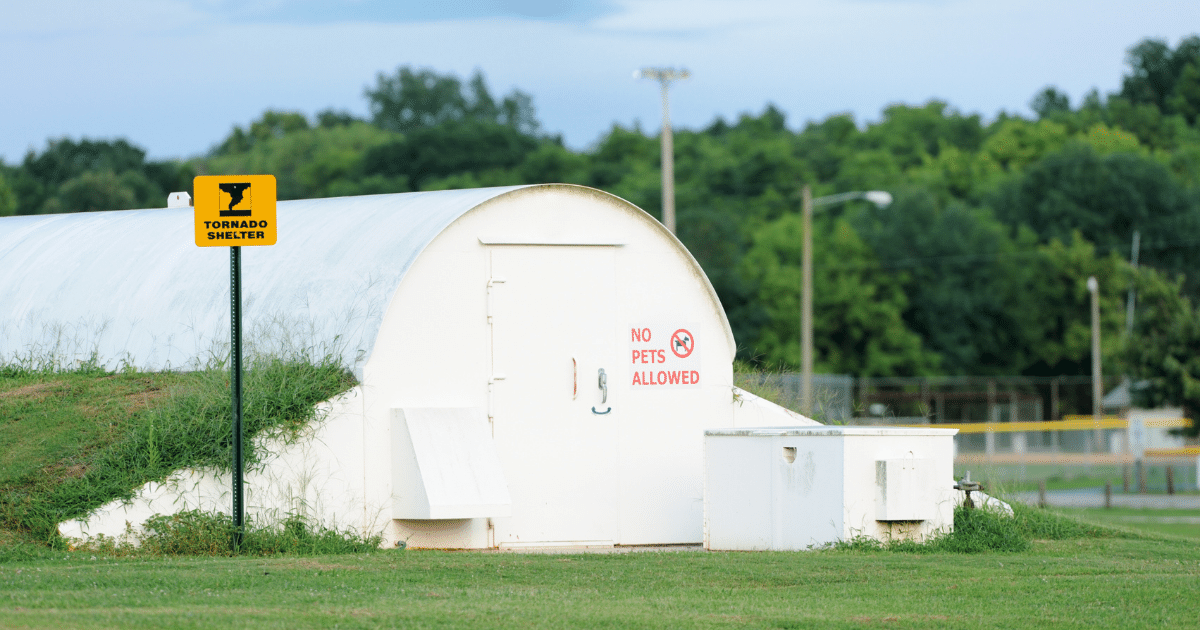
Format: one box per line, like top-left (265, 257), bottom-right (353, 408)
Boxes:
top-left (0, 184), bottom-right (731, 375)
top-left (0, 186), bottom-right (527, 372)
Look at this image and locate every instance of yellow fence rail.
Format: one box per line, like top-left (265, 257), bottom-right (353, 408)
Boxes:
top-left (898, 415), bottom-right (1191, 435)
top-left (1144, 446), bottom-right (1200, 457)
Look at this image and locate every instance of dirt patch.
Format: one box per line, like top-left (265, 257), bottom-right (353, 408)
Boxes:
top-left (0, 382), bottom-right (65, 401)
top-left (0, 528), bottom-right (21, 547)
top-left (122, 387), bottom-right (169, 413)
top-left (41, 462), bottom-right (88, 480)
top-left (62, 464), bottom-right (87, 479)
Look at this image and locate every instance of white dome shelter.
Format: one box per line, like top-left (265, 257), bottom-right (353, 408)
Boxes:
top-left (2, 184), bottom-right (814, 549)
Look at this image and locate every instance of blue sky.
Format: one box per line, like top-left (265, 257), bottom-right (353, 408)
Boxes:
top-left (2, 0), bottom-right (1198, 162)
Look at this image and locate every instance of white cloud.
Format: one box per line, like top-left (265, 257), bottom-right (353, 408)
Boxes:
top-left (0, 1), bottom-right (212, 37)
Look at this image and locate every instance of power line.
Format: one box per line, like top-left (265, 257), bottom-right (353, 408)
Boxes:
top-left (803, 236), bottom-right (1200, 272)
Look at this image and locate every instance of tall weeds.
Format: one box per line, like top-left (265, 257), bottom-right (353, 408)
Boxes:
top-left (835, 501), bottom-right (1134, 554)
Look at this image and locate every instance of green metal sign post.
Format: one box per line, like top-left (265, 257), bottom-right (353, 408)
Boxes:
top-left (230, 245), bottom-right (244, 548)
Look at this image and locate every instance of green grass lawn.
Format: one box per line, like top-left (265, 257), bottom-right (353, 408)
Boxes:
top-left (6, 367), bottom-right (1200, 628)
top-left (2, 538), bottom-right (1199, 629)
top-left (1051, 507), bottom-right (1200, 540)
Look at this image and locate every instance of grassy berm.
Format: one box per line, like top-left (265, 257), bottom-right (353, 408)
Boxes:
top-left (0, 357), bottom-right (360, 551)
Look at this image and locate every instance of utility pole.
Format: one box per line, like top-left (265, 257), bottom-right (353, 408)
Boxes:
top-left (1123, 231), bottom-right (1141, 464)
top-left (635, 67), bottom-right (690, 234)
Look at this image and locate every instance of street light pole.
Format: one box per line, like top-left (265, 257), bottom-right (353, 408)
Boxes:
top-left (1088, 275), bottom-right (1102, 457)
top-left (1126, 230), bottom-right (1140, 335)
top-left (801, 186), bottom-right (814, 415)
top-left (635, 67), bottom-right (690, 234)
top-left (800, 186), bottom-right (893, 417)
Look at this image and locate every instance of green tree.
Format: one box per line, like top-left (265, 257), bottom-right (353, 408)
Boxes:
top-left (980, 118), bottom-right (1071, 172)
top-left (1167, 61), bottom-right (1200, 125)
top-left (853, 190), bottom-right (1036, 374)
top-left (1079, 123), bottom-right (1143, 155)
top-left (990, 143), bottom-right (1200, 292)
top-left (741, 211), bottom-right (939, 376)
top-left (907, 144), bottom-right (1002, 205)
top-left (0, 171), bottom-right (16, 216)
top-left (13, 138), bottom-right (147, 213)
top-left (681, 108), bottom-right (805, 217)
top-left (365, 67), bottom-right (538, 134)
top-left (581, 123), bottom-right (660, 210)
top-left (40, 170), bottom-right (150, 213)
top-left (1103, 96), bottom-right (1190, 150)
top-left (9, 138), bottom-right (190, 214)
top-left (677, 205), bottom-right (762, 354)
top-left (315, 109), bottom-right (362, 129)
top-left (1124, 267), bottom-right (1200, 436)
top-left (858, 101), bottom-right (986, 170)
top-left (211, 110), bottom-right (311, 156)
top-left (794, 113), bottom-right (858, 183)
top-left (361, 120), bottom-right (540, 191)
top-left (1120, 36), bottom-right (1200, 114)
top-left (516, 143), bottom-right (591, 185)
top-left (203, 122), bottom-right (399, 199)
top-left (1030, 86), bottom-right (1071, 119)
top-left (1020, 235), bottom-right (1129, 376)
top-left (353, 67), bottom-right (549, 191)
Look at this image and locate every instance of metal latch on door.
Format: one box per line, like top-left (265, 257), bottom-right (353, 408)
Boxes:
top-left (592, 368), bottom-right (611, 415)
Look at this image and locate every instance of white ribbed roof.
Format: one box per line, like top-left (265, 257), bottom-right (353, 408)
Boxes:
top-left (0, 186), bottom-right (527, 372)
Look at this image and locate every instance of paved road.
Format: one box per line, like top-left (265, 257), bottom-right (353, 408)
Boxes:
top-left (1013, 488), bottom-right (1200, 509)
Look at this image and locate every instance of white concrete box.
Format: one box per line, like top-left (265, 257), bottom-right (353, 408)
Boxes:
top-left (704, 426), bottom-right (959, 551)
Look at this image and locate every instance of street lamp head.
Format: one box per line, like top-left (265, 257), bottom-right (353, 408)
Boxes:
top-left (864, 191), bottom-right (893, 208)
top-left (1087, 276), bottom-right (1099, 293)
top-left (635, 67), bottom-right (691, 83)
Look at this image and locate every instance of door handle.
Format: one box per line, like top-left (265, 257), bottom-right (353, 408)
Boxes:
top-left (592, 368), bottom-right (611, 415)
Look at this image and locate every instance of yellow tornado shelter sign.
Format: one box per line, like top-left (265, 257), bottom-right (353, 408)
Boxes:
top-left (193, 175), bottom-right (277, 247)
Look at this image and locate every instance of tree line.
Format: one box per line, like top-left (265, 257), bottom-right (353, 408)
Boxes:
top-left (4, 38), bottom-right (1200, 421)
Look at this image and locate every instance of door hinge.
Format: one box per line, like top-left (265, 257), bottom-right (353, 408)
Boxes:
top-left (486, 278), bottom-right (506, 322)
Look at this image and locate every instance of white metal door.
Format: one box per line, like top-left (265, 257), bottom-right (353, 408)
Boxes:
top-left (488, 245), bottom-right (619, 546)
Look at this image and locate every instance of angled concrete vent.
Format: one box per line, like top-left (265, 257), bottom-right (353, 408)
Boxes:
top-left (391, 408), bottom-right (512, 519)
